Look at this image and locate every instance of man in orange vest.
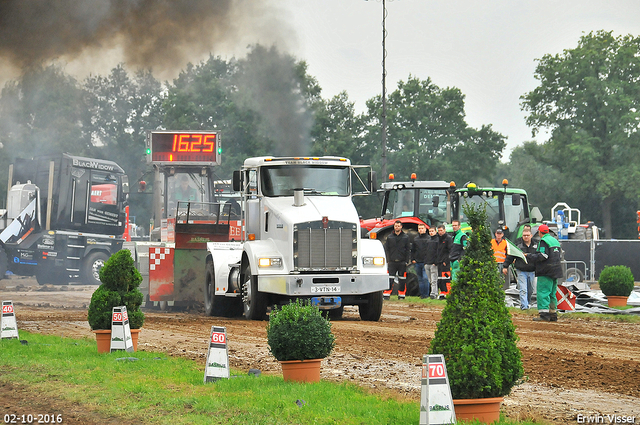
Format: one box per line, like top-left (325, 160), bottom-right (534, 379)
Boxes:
top-left (491, 228), bottom-right (508, 288)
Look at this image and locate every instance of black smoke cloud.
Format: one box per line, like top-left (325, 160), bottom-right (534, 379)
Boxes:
top-left (0, 0), bottom-right (285, 72)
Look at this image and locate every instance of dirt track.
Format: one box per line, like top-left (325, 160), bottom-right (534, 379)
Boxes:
top-left (2, 276), bottom-right (640, 424)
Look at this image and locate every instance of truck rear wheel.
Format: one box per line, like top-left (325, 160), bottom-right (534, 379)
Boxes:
top-left (359, 291), bottom-right (383, 321)
top-left (83, 251), bottom-right (109, 285)
top-left (242, 264), bottom-right (267, 320)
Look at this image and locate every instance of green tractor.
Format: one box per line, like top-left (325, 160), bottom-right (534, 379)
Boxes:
top-left (450, 179), bottom-right (543, 242)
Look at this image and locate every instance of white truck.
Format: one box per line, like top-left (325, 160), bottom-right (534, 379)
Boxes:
top-left (204, 156), bottom-right (388, 321)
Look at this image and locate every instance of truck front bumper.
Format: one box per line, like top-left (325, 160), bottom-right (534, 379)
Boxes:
top-left (257, 272), bottom-right (388, 297)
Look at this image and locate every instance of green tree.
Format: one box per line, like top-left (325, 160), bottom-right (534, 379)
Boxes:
top-left (0, 64), bottom-right (89, 161)
top-left (521, 31), bottom-right (640, 238)
top-left (163, 54), bottom-right (266, 176)
top-left (430, 203), bottom-right (522, 399)
top-left (311, 91), bottom-right (367, 161)
top-left (83, 64), bottom-right (164, 228)
top-left (364, 76), bottom-right (505, 183)
top-left (84, 64), bottom-right (164, 177)
top-left (0, 65), bottom-right (89, 203)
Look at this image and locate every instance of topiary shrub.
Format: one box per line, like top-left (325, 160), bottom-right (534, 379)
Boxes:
top-left (598, 265), bottom-right (635, 297)
top-left (266, 299), bottom-right (335, 362)
top-left (429, 203), bottom-right (523, 399)
top-left (87, 249), bottom-right (144, 330)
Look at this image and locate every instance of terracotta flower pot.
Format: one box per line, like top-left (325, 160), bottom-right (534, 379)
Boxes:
top-left (606, 295), bottom-right (628, 307)
top-left (280, 359), bottom-right (322, 383)
top-left (453, 396), bottom-right (503, 424)
top-left (93, 329), bottom-right (111, 353)
top-left (93, 329), bottom-right (141, 353)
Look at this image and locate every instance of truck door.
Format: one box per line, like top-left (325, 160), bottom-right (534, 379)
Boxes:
top-left (86, 171), bottom-right (122, 234)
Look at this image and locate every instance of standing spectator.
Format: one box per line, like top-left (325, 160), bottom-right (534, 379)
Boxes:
top-left (425, 226), bottom-right (440, 299)
top-left (449, 220), bottom-right (468, 282)
top-left (491, 228), bottom-right (508, 288)
top-left (528, 224), bottom-right (563, 321)
top-left (412, 223), bottom-right (430, 299)
top-left (491, 228), bottom-right (507, 269)
top-left (436, 224), bottom-right (453, 296)
top-left (503, 226), bottom-right (537, 309)
top-left (384, 220), bottom-right (411, 300)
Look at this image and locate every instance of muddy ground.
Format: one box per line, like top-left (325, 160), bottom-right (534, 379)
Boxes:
top-left (1, 275), bottom-right (639, 424)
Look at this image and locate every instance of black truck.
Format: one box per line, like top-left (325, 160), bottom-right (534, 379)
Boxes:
top-left (0, 153), bottom-right (129, 285)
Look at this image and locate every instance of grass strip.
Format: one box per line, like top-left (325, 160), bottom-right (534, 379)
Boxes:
top-left (1, 331), bottom-right (417, 424)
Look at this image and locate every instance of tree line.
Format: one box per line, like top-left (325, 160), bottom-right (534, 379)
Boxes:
top-left (1, 32), bottom-right (639, 239)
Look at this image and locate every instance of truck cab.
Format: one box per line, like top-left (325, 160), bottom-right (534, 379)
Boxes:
top-left (205, 156), bottom-right (388, 321)
top-left (0, 154), bottom-right (129, 284)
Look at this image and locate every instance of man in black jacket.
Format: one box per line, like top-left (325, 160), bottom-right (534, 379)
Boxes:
top-left (384, 220), bottom-right (411, 300)
top-left (411, 223), bottom-right (430, 299)
top-left (436, 224), bottom-right (452, 296)
top-left (503, 226), bottom-right (537, 309)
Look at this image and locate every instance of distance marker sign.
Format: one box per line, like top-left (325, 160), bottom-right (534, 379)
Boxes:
top-left (110, 306), bottom-right (134, 352)
top-left (420, 354), bottom-right (455, 425)
top-left (1, 300), bottom-right (19, 339)
top-left (204, 326), bottom-right (230, 383)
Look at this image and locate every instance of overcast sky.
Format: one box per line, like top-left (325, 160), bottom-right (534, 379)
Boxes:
top-left (2, 0), bottom-right (640, 162)
top-left (281, 0), bottom-right (640, 160)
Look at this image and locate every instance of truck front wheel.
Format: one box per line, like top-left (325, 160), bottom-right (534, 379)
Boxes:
top-left (359, 291), bottom-right (383, 321)
top-left (83, 252), bottom-right (109, 285)
top-left (242, 264), bottom-right (267, 320)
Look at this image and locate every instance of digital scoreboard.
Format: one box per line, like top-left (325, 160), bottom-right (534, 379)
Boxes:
top-left (146, 131), bottom-right (221, 166)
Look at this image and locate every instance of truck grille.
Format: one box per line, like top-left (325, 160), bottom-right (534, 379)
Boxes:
top-left (294, 221), bottom-right (357, 271)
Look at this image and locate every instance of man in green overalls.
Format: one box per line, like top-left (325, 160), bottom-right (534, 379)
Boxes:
top-left (449, 220), bottom-right (468, 282)
top-left (530, 224), bottom-right (563, 322)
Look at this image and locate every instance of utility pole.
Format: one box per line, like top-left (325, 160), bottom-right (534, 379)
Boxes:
top-left (366, 0), bottom-right (391, 181)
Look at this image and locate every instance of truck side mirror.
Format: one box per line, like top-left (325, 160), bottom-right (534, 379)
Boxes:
top-left (121, 175), bottom-right (129, 196)
top-left (432, 196), bottom-right (440, 208)
top-left (368, 171), bottom-right (377, 193)
top-left (232, 170), bottom-right (242, 192)
top-left (512, 194), bottom-right (521, 206)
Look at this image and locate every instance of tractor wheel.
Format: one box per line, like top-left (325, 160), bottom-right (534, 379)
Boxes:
top-left (82, 251), bottom-right (110, 285)
top-left (359, 290), bottom-right (383, 321)
top-left (242, 264), bottom-right (267, 320)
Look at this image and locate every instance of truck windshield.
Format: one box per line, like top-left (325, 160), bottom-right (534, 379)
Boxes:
top-left (260, 165), bottom-right (349, 197)
top-left (459, 193), bottom-right (526, 232)
top-left (387, 188), bottom-right (449, 226)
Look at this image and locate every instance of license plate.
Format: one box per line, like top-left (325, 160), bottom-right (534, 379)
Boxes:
top-left (311, 286), bottom-right (341, 293)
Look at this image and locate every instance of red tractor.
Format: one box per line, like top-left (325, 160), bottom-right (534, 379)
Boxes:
top-left (361, 174), bottom-right (454, 242)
